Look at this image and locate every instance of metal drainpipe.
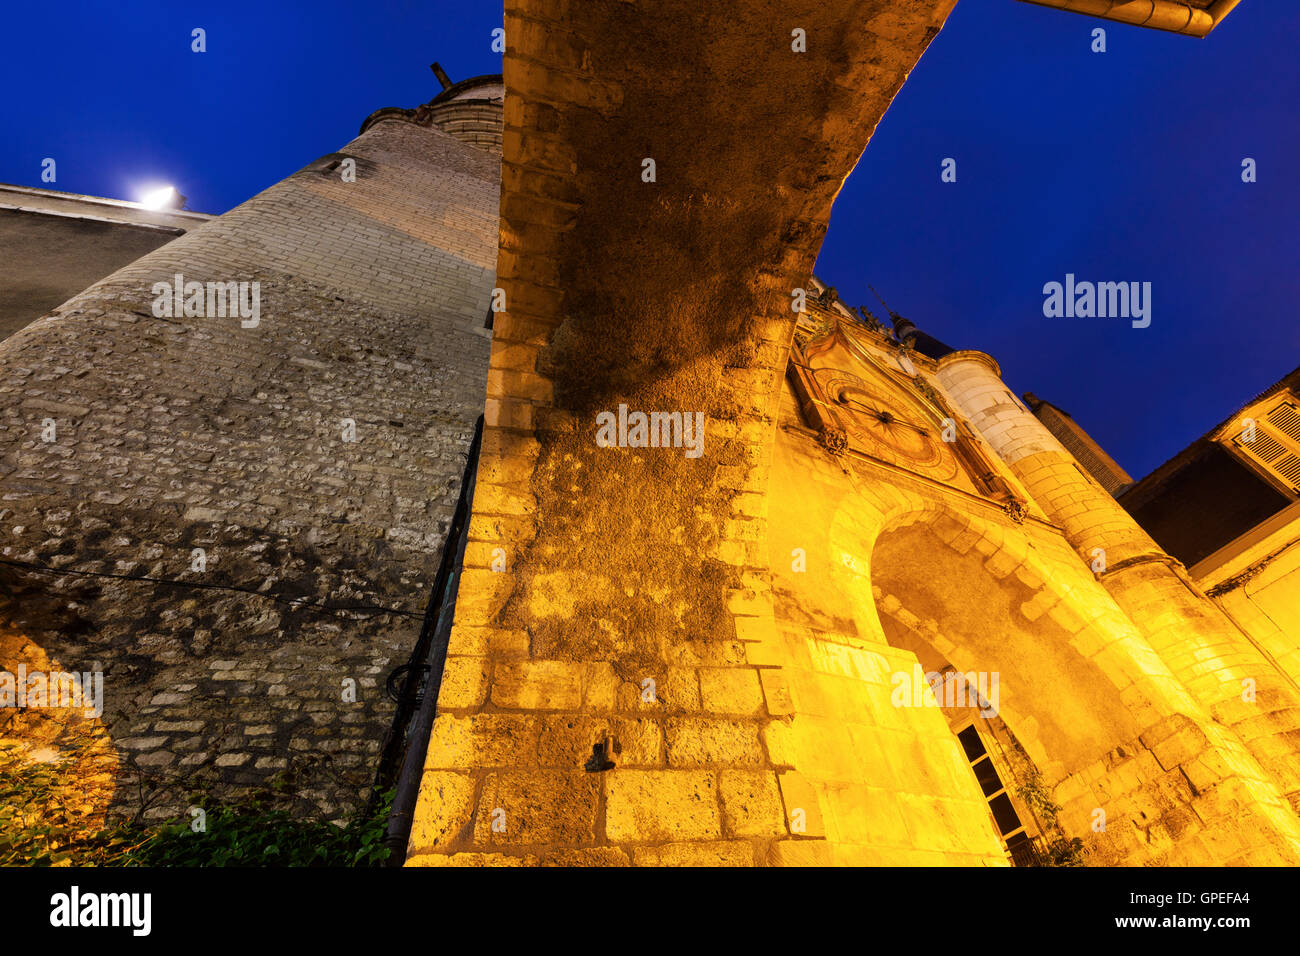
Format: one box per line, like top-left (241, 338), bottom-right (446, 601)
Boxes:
top-left (1013, 0), bottom-right (1242, 37)
top-left (381, 415), bottom-right (484, 865)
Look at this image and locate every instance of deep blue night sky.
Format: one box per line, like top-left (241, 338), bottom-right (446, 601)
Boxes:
top-left (3, 0), bottom-right (1296, 479)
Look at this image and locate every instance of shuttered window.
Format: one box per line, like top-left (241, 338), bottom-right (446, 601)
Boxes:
top-left (1230, 398), bottom-right (1300, 493)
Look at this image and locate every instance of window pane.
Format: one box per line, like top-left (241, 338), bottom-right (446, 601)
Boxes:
top-left (973, 757), bottom-right (1002, 797)
top-left (1006, 831), bottom-right (1036, 867)
top-left (989, 793), bottom-right (1022, 835)
top-left (957, 725), bottom-right (986, 762)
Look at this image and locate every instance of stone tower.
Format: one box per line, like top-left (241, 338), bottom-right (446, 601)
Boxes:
top-left (0, 76), bottom-right (504, 819)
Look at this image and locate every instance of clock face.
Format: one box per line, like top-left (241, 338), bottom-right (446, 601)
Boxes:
top-left (815, 369), bottom-right (959, 480)
top-left (791, 324), bottom-right (1004, 501)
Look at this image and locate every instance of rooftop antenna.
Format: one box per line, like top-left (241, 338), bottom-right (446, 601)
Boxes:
top-left (868, 284), bottom-right (917, 348)
top-left (867, 284), bottom-right (901, 323)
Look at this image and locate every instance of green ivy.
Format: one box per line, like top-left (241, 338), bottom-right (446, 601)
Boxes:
top-left (1, 745), bottom-right (394, 867)
top-left (1014, 767), bottom-right (1087, 867)
top-left (112, 796), bottom-right (395, 867)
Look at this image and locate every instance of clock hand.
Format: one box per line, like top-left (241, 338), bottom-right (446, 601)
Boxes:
top-left (838, 397), bottom-right (930, 436)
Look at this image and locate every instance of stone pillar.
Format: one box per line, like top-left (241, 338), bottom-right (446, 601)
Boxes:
top-left (405, 0), bottom-right (966, 866)
top-left (936, 351), bottom-right (1300, 809)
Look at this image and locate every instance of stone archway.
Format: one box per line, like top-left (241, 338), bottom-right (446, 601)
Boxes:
top-left (856, 498), bottom-right (1300, 864)
top-left (761, 420), bottom-right (1300, 864)
top-left (408, 0), bottom-right (966, 867)
top-left (866, 510), bottom-right (1150, 862)
top-left (408, 0), bottom-right (1289, 866)
top-left (865, 511), bottom-right (1148, 779)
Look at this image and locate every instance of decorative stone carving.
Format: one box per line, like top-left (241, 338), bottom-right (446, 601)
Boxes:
top-left (1002, 498), bottom-right (1029, 524)
top-left (794, 313), bottom-right (834, 350)
top-left (787, 316), bottom-right (1025, 503)
top-left (818, 425), bottom-right (849, 455)
top-left (911, 374), bottom-right (942, 407)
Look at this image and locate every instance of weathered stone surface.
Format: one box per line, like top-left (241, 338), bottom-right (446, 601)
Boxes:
top-left (719, 769), bottom-right (786, 837)
top-left (7, 0), bottom-right (1294, 871)
top-left (0, 95), bottom-right (502, 819)
top-left (632, 841), bottom-right (754, 867)
top-left (407, 771), bottom-right (476, 855)
top-left (605, 770), bottom-right (721, 843)
top-left (473, 771), bottom-right (600, 845)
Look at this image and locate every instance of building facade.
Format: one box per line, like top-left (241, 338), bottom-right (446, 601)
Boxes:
top-left (3, 0), bottom-right (1288, 867)
top-left (406, 284), bottom-right (1300, 866)
top-left (1119, 370), bottom-right (1300, 696)
top-left (0, 184), bottom-right (212, 343)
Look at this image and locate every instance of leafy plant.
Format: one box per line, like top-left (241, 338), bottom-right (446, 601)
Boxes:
top-left (115, 793), bottom-right (395, 867)
top-left (0, 742), bottom-right (393, 867)
top-left (1015, 767), bottom-right (1087, 867)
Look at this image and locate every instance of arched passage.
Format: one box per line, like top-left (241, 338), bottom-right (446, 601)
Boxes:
top-left (867, 514), bottom-right (1146, 778)
top-left (866, 513), bottom-right (1152, 862)
top-left (762, 419), bottom-right (1300, 865)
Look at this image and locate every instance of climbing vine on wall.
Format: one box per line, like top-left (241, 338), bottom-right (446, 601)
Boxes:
top-left (1014, 767), bottom-right (1087, 867)
top-left (0, 740), bottom-right (393, 867)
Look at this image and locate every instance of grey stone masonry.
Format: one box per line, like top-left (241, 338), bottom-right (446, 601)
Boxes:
top-left (0, 106), bottom-right (502, 819)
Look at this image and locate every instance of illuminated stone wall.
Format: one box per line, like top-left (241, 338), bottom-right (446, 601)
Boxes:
top-left (761, 316), bottom-right (1300, 865)
top-left (412, 283), bottom-right (1300, 865)
top-left (405, 0), bottom-right (965, 867)
top-left (4, 0), bottom-right (1291, 867)
top-left (1197, 520), bottom-right (1300, 688)
top-left (406, 0), bottom-right (1300, 867)
top-left (937, 354), bottom-right (1300, 825)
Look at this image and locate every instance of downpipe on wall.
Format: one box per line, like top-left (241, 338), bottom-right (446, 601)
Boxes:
top-left (379, 416), bottom-right (484, 865)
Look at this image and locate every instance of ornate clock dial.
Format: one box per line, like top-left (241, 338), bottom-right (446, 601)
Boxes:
top-left (835, 384), bottom-right (938, 464)
top-left (790, 326), bottom-right (997, 497)
top-left (812, 369), bottom-right (957, 479)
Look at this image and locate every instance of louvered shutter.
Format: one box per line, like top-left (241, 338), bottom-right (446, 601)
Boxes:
top-left (1232, 400), bottom-right (1300, 492)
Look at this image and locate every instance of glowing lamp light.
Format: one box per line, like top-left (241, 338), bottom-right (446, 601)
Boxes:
top-left (139, 185), bottom-right (180, 210)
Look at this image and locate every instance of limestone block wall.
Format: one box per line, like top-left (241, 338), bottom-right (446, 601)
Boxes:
top-left (406, 0), bottom-right (962, 867)
top-left (764, 434), bottom-right (1008, 865)
top-left (1210, 564), bottom-right (1300, 688)
top-left (0, 106), bottom-right (501, 818)
top-left (766, 385), bottom-right (1300, 865)
top-left (1192, 513), bottom-right (1300, 688)
top-left (936, 352), bottom-right (1300, 817)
